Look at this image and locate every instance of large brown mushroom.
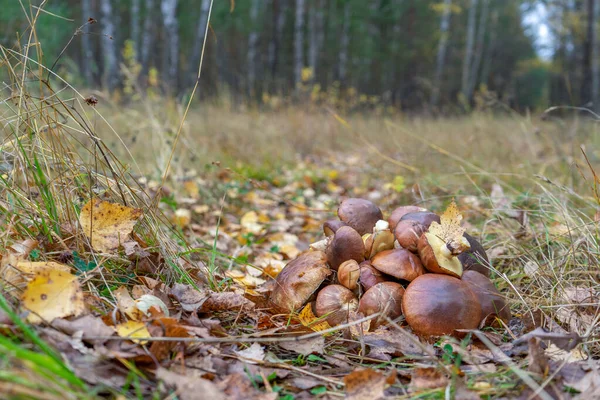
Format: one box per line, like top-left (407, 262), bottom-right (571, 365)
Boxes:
top-left (269, 251), bottom-right (332, 313)
top-left (417, 232), bottom-right (470, 278)
top-left (388, 206), bottom-right (428, 232)
top-left (337, 198), bottom-right (383, 236)
top-left (326, 226), bottom-right (365, 271)
top-left (402, 274), bottom-right (482, 336)
top-left (458, 233), bottom-right (490, 277)
top-left (358, 282), bottom-right (405, 329)
top-left (323, 220), bottom-right (347, 237)
top-left (314, 284), bottom-right (358, 326)
top-left (337, 259), bottom-right (361, 290)
top-left (358, 262), bottom-right (388, 291)
top-left (394, 212), bottom-right (441, 252)
top-left (461, 271), bottom-right (511, 326)
top-left (370, 248), bottom-right (425, 282)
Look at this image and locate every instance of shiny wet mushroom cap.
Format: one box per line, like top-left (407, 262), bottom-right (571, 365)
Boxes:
top-left (323, 220), bottom-right (348, 237)
top-left (388, 206), bottom-right (428, 232)
top-left (462, 270), bottom-right (511, 326)
top-left (402, 274), bottom-right (482, 336)
top-left (337, 198), bottom-right (383, 236)
top-left (326, 226), bottom-right (365, 271)
top-left (269, 251), bottom-right (332, 313)
top-left (358, 282), bottom-right (405, 330)
top-left (314, 284), bottom-right (359, 326)
top-left (458, 233), bottom-right (490, 277)
top-left (370, 248), bottom-right (425, 282)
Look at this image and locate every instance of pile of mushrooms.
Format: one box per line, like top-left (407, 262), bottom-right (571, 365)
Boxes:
top-left (269, 198), bottom-right (511, 337)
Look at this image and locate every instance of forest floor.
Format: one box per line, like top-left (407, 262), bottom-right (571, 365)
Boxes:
top-left (3, 83), bottom-right (600, 400)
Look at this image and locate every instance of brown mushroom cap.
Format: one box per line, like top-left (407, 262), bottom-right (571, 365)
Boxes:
top-left (358, 262), bottom-right (388, 291)
top-left (358, 282), bottom-right (405, 329)
top-left (370, 248), bottom-right (425, 282)
top-left (402, 274), bottom-right (482, 336)
top-left (400, 211), bottom-right (440, 228)
top-left (314, 284), bottom-right (358, 326)
top-left (337, 198), bottom-right (383, 236)
top-left (323, 220), bottom-right (348, 237)
top-left (269, 251), bottom-right (332, 313)
top-left (462, 271), bottom-right (511, 326)
top-left (458, 233), bottom-right (490, 277)
top-left (394, 219), bottom-right (428, 252)
top-left (326, 226), bottom-right (365, 271)
top-left (338, 259), bottom-right (361, 290)
top-left (417, 232), bottom-right (463, 278)
top-left (388, 206), bottom-right (428, 232)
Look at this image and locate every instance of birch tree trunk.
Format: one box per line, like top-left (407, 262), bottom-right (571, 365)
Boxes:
top-left (141, 0), bottom-right (155, 77)
top-left (307, 0), bottom-right (324, 80)
top-left (268, 0), bottom-right (286, 81)
top-left (294, 0), bottom-right (305, 89)
top-left (468, 0), bottom-right (490, 99)
top-left (187, 0), bottom-right (211, 88)
top-left (100, 0), bottom-right (118, 92)
top-left (81, 0), bottom-right (94, 85)
top-left (480, 9), bottom-right (497, 87)
top-left (461, 0), bottom-right (478, 103)
top-left (592, 0), bottom-right (599, 110)
top-left (131, 0), bottom-right (140, 57)
top-left (247, 0), bottom-right (261, 98)
top-left (161, 0), bottom-right (179, 93)
top-left (337, 1), bottom-right (351, 84)
top-left (430, 0), bottom-right (452, 107)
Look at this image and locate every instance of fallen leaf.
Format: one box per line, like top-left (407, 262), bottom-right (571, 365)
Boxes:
top-left (428, 200), bottom-right (468, 253)
top-left (409, 367), bottom-right (448, 391)
top-left (135, 294), bottom-right (169, 317)
top-left (362, 327), bottom-right (434, 358)
top-left (240, 211), bottom-right (264, 235)
top-left (51, 315), bottom-right (116, 345)
top-left (288, 377), bottom-right (323, 390)
top-left (527, 337), bottom-right (549, 376)
top-left (157, 367), bottom-right (226, 400)
top-left (344, 368), bottom-right (386, 400)
top-left (170, 283), bottom-right (207, 312)
top-left (79, 198), bottom-right (142, 253)
top-left (114, 286), bottom-right (141, 320)
top-left (278, 336), bottom-right (325, 355)
top-left (298, 303), bottom-right (331, 332)
top-left (21, 269), bottom-right (85, 324)
top-left (147, 318), bottom-right (189, 361)
top-left (234, 343), bottom-right (265, 364)
top-left (115, 320), bottom-right (150, 344)
top-left (199, 292), bottom-right (255, 313)
top-left (514, 327), bottom-right (583, 351)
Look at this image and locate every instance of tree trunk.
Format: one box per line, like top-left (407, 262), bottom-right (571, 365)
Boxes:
top-left (430, 0), bottom-right (452, 107)
top-left (592, 0), bottom-right (599, 110)
top-left (81, 0), bottom-right (94, 85)
top-left (187, 0), bottom-right (211, 89)
top-left (247, 0), bottom-right (261, 98)
top-left (294, 0), bottom-right (305, 88)
top-left (583, 0), bottom-right (596, 104)
top-left (308, 0), bottom-right (324, 80)
top-left (100, 0), bottom-right (118, 92)
top-left (468, 0), bottom-right (490, 99)
top-left (268, 0), bottom-right (286, 83)
top-left (480, 9), bottom-right (497, 87)
top-left (337, 1), bottom-right (351, 84)
top-left (141, 0), bottom-right (156, 77)
top-left (131, 0), bottom-right (140, 57)
top-left (461, 0), bottom-right (478, 104)
top-left (161, 0), bottom-right (179, 93)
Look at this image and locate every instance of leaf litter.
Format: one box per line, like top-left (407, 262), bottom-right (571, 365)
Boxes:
top-left (3, 158), bottom-right (600, 399)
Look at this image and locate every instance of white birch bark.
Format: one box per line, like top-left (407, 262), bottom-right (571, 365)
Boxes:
top-left (141, 0), bottom-right (155, 76)
top-left (100, 0), bottom-right (118, 92)
top-left (461, 0), bottom-right (478, 102)
top-left (430, 0), bottom-right (452, 107)
top-left (187, 0), bottom-right (211, 88)
top-left (294, 0), bottom-right (305, 88)
top-left (161, 0), bottom-right (179, 92)
top-left (468, 0), bottom-right (490, 99)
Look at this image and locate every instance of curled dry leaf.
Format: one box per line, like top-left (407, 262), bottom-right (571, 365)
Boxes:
top-left (234, 343), bottom-right (265, 364)
top-left (79, 198), bottom-right (142, 253)
top-left (409, 367), bottom-right (448, 391)
top-left (513, 327), bottom-right (583, 351)
top-left (21, 269), bottom-right (85, 324)
top-left (156, 367), bottom-right (226, 400)
top-left (51, 315), bottom-right (116, 345)
top-left (362, 328), bottom-right (434, 358)
top-left (298, 302), bottom-right (332, 332)
top-left (344, 368), bottom-right (386, 400)
top-left (199, 292), bottom-right (255, 313)
top-left (170, 283), bottom-right (207, 312)
top-left (114, 286), bottom-right (141, 320)
top-left (278, 335), bottom-right (325, 355)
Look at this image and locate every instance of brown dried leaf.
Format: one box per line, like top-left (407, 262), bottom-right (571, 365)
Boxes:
top-left (51, 315), bottom-right (116, 345)
top-left (199, 292), bottom-right (255, 313)
top-left (362, 327), bottom-right (434, 357)
top-left (156, 367), bottom-right (226, 400)
top-left (234, 343), bottom-right (265, 364)
top-left (170, 283), bottom-right (208, 312)
top-left (409, 367), bottom-right (448, 391)
top-left (79, 198), bottom-right (142, 253)
top-left (114, 286), bottom-right (141, 320)
top-left (278, 336), bottom-right (325, 355)
top-left (514, 327), bottom-right (583, 351)
top-left (344, 368), bottom-right (386, 400)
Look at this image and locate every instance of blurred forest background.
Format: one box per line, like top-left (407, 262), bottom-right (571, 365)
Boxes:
top-left (1, 0), bottom-right (599, 113)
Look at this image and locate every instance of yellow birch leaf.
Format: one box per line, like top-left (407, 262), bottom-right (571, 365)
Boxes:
top-left (114, 286), bottom-right (141, 321)
top-left (428, 200), bottom-right (469, 253)
top-left (21, 269), bottom-right (85, 324)
top-left (79, 198), bottom-right (142, 253)
top-left (298, 303), bottom-right (332, 332)
top-left (115, 320), bottom-right (150, 344)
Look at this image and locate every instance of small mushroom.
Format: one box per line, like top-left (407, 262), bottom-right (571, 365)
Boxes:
top-left (458, 233), bottom-right (490, 277)
top-left (462, 271), bottom-right (511, 326)
top-left (337, 198), bottom-right (383, 235)
top-left (326, 226), bottom-right (365, 271)
top-left (363, 220), bottom-right (395, 258)
top-left (388, 206), bottom-right (427, 232)
top-left (315, 284), bottom-right (359, 326)
top-left (370, 248), bottom-right (425, 282)
top-left (417, 232), bottom-right (469, 278)
top-left (338, 259), bottom-right (361, 290)
top-left (358, 282), bottom-right (405, 329)
top-left (394, 212), bottom-right (441, 252)
top-left (323, 220), bottom-right (347, 237)
top-left (269, 251), bottom-right (332, 313)
top-left (402, 274), bottom-right (482, 336)
top-left (358, 262), bottom-right (388, 291)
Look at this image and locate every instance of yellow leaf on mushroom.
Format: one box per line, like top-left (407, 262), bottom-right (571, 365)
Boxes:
top-left (21, 269), bottom-right (85, 324)
top-left (427, 200), bottom-right (469, 254)
top-left (79, 198), bottom-right (142, 253)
